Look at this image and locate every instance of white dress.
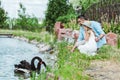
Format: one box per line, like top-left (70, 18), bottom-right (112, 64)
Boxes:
top-left (77, 31), bottom-right (97, 56)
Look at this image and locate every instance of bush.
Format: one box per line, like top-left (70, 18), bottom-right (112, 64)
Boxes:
top-left (56, 14), bottom-right (76, 23)
top-left (12, 3), bottom-right (41, 32)
top-left (45, 0), bottom-right (75, 32)
top-left (102, 21), bottom-right (120, 34)
top-left (0, 1), bottom-right (8, 29)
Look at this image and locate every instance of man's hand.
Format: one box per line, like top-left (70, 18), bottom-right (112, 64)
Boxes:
top-left (95, 34), bottom-right (105, 42)
top-left (95, 37), bottom-right (100, 42)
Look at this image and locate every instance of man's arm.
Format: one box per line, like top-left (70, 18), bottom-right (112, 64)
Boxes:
top-left (93, 22), bottom-right (105, 42)
top-left (95, 34), bottom-right (105, 42)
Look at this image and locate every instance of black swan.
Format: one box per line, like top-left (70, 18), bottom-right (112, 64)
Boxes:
top-left (14, 56), bottom-right (46, 74)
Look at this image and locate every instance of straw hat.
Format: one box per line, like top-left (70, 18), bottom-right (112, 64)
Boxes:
top-left (82, 21), bottom-right (91, 29)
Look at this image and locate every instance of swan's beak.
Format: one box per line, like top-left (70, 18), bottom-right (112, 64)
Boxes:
top-left (39, 61), bottom-right (42, 64)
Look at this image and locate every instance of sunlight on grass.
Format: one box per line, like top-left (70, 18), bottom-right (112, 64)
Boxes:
top-left (54, 42), bottom-right (120, 80)
top-left (0, 29), bottom-right (56, 43)
top-left (1, 29), bottom-right (120, 80)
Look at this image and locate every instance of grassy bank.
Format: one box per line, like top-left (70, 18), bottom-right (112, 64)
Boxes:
top-left (0, 29), bottom-right (55, 43)
top-left (1, 29), bottom-right (120, 80)
top-left (0, 29), bottom-right (41, 40)
top-left (54, 42), bottom-right (120, 80)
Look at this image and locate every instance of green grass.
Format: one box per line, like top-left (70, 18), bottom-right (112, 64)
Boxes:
top-left (0, 29), bottom-right (55, 43)
top-left (0, 29), bottom-right (41, 41)
top-left (1, 29), bottom-right (120, 80)
top-left (53, 42), bottom-right (120, 80)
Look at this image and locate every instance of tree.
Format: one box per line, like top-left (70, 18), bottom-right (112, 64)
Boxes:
top-left (0, 1), bottom-right (8, 28)
top-left (69, 0), bottom-right (99, 14)
top-left (14, 3), bottom-right (40, 31)
top-left (45, 0), bottom-right (74, 32)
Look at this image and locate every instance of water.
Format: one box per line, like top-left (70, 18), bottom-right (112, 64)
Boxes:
top-left (0, 38), bottom-right (45, 80)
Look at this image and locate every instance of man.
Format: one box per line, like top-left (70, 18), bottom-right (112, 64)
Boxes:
top-left (71, 15), bottom-right (106, 52)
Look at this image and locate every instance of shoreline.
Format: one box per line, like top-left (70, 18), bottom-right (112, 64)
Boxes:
top-left (13, 36), bottom-right (58, 69)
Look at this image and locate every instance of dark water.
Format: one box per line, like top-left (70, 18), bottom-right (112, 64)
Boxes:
top-left (0, 38), bottom-right (45, 80)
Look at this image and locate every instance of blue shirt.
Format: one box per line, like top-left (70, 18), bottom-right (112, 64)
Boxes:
top-left (77, 21), bottom-right (106, 48)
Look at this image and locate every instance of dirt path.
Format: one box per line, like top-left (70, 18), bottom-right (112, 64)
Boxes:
top-left (84, 60), bottom-right (120, 80)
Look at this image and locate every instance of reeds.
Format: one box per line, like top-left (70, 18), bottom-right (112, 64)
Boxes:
top-left (117, 35), bottom-right (120, 49)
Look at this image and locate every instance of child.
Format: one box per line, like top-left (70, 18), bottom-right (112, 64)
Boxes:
top-left (71, 21), bottom-right (97, 56)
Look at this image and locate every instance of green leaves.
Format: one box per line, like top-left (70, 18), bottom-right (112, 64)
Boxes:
top-left (0, 1), bottom-right (8, 28)
top-left (13, 3), bottom-right (40, 31)
top-left (117, 35), bottom-right (120, 49)
top-left (45, 0), bottom-right (75, 32)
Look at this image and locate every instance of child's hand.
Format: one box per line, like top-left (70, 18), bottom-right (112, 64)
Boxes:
top-left (71, 49), bottom-right (74, 53)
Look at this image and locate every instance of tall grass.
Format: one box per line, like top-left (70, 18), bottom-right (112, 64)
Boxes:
top-left (29, 43), bottom-right (120, 80)
top-left (117, 35), bottom-right (120, 49)
top-left (30, 71), bottom-right (47, 80)
top-left (1, 29), bottom-right (120, 80)
top-left (102, 21), bottom-right (120, 34)
top-left (53, 41), bottom-right (120, 79)
top-left (54, 42), bottom-right (90, 80)
top-left (0, 29), bottom-right (56, 43)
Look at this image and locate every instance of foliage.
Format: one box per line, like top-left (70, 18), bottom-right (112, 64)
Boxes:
top-left (0, 1), bottom-right (8, 28)
top-left (1, 29), bottom-right (120, 79)
top-left (110, 22), bottom-right (120, 34)
top-left (56, 13), bottom-right (76, 23)
top-left (117, 35), bottom-right (120, 49)
top-left (102, 21), bottom-right (120, 34)
top-left (45, 0), bottom-right (75, 32)
top-left (79, 0), bottom-right (99, 12)
top-left (70, 0), bottom-right (99, 14)
top-left (102, 22), bottom-right (111, 33)
top-left (30, 71), bottom-right (47, 80)
top-left (0, 29), bottom-right (42, 41)
top-left (0, 29), bottom-right (56, 43)
top-left (54, 42), bottom-right (120, 80)
top-left (13, 3), bottom-right (41, 32)
top-left (54, 42), bottom-right (90, 80)
top-left (69, 0), bottom-right (80, 6)
top-left (56, 13), bottom-right (79, 30)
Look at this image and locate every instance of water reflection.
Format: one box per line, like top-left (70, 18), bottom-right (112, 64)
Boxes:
top-left (0, 38), bottom-right (44, 80)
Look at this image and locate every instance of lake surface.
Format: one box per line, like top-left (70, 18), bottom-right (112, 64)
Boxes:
top-left (0, 38), bottom-right (46, 80)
